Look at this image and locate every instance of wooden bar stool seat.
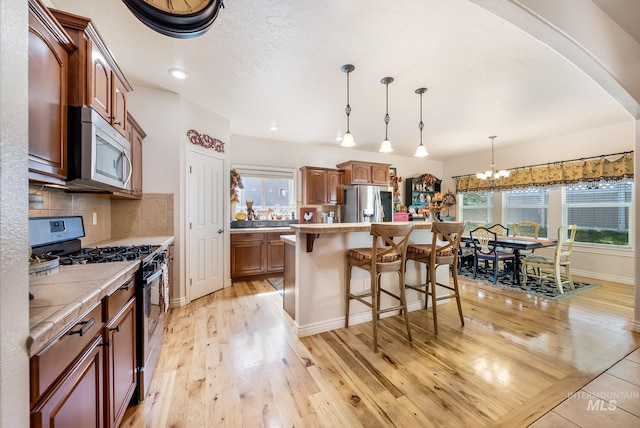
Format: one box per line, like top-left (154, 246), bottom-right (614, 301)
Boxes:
top-left (404, 221), bottom-right (465, 334)
top-left (345, 223), bottom-right (415, 352)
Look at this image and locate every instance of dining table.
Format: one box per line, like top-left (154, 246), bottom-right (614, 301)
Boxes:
top-left (460, 235), bottom-right (556, 284)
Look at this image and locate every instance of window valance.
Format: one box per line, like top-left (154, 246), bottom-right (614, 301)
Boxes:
top-left (455, 152), bottom-right (634, 193)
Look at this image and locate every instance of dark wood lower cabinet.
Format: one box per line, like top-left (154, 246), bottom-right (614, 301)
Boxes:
top-left (106, 298), bottom-right (136, 428)
top-left (31, 336), bottom-right (104, 428)
top-left (30, 274), bottom-right (137, 428)
top-left (231, 231), bottom-right (294, 280)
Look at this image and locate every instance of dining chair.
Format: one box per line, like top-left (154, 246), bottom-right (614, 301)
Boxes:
top-left (489, 224), bottom-right (509, 236)
top-left (521, 224), bottom-right (577, 294)
top-left (512, 221), bottom-right (540, 238)
top-left (469, 226), bottom-right (517, 284)
top-left (345, 223), bottom-right (415, 352)
top-left (405, 221), bottom-right (465, 334)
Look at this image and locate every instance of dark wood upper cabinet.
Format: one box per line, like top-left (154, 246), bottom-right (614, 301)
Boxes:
top-left (50, 8), bottom-right (132, 138)
top-left (300, 166), bottom-right (344, 206)
top-left (28, 0), bottom-right (75, 184)
top-left (336, 161), bottom-right (391, 186)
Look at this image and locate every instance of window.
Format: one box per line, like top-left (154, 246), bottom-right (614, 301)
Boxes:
top-left (460, 191), bottom-right (493, 231)
top-left (503, 188), bottom-right (549, 237)
top-left (234, 166), bottom-right (296, 217)
top-left (565, 180), bottom-right (633, 246)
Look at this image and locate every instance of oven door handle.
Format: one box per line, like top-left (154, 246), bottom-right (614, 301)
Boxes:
top-left (145, 269), bottom-right (163, 285)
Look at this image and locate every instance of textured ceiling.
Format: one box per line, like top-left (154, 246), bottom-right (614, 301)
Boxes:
top-left (50, 0), bottom-right (633, 160)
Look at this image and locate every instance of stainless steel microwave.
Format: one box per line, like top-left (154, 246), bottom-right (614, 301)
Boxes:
top-left (67, 106), bottom-right (132, 192)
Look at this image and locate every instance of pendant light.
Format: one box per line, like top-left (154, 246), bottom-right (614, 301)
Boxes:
top-left (414, 87), bottom-right (429, 157)
top-left (340, 64), bottom-right (356, 147)
top-left (476, 136), bottom-right (510, 181)
top-left (379, 76), bottom-right (394, 153)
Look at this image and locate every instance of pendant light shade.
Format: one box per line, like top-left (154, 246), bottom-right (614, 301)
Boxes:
top-left (340, 64), bottom-right (356, 147)
top-left (414, 87), bottom-right (429, 157)
top-left (379, 77), bottom-right (394, 153)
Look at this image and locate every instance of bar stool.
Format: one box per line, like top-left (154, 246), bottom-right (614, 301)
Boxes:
top-left (345, 223), bottom-right (415, 352)
top-left (404, 221), bottom-right (465, 334)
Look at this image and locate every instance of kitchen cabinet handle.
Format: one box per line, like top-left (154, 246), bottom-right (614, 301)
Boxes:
top-left (119, 281), bottom-right (134, 291)
top-left (70, 317), bottom-right (95, 337)
top-left (110, 325), bottom-right (121, 333)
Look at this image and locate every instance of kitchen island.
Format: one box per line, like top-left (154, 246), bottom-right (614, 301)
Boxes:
top-left (286, 222), bottom-right (447, 337)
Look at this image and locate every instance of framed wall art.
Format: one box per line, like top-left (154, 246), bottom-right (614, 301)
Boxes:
top-left (300, 207), bottom-right (317, 223)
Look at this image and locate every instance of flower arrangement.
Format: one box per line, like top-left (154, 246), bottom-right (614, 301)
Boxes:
top-left (421, 173), bottom-right (438, 185)
top-left (390, 174), bottom-right (403, 212)
top-left (230, 169), bottom-right (244, 203)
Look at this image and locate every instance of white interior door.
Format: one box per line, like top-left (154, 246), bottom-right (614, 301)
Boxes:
top-left (189, 150), bottom-right (224, 301)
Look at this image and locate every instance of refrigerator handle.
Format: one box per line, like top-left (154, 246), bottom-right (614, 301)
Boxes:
top-left (376, 189), bottom-right (383, 222)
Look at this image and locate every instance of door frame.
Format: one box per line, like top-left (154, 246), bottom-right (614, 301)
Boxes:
top-left (185, 147), bottom-right (231, 304)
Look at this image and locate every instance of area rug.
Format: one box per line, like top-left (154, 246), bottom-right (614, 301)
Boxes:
top-left (268, 278), bottom-right (283, 295)
top-left (458, 264), bottom-right (598, 300)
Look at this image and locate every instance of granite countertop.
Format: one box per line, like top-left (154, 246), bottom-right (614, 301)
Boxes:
top-left (289, 221), bottom-right (434, 234)
top-left (28, 235), bottom-right (174, 357)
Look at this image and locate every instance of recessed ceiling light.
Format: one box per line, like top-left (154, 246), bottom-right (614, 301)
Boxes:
top-left (336, 135), bottom-right (343, 141)
top-left (169, 68), bottom-right (189, 79)
top-left (269, 125), bottom-right (278, 131)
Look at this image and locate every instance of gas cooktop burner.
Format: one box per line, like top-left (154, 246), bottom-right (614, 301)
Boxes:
top-left (58, 245), bottom-right (159, 265)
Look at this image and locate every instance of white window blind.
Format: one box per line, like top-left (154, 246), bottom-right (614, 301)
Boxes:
top-left (503, 188), bottom-right (549, 237)
top-left (233, 165), bottom-right (296, 214)
top-left (460, 191), bottom-right (493, 231)
top-left (564, 180), bottom-right (633, 246)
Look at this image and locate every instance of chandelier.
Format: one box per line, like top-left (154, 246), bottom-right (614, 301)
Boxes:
top-left (476, 136), bottom-right (510, 180)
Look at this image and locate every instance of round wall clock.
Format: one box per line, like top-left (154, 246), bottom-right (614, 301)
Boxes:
top-left (122, 0), bottom-right (224, 39)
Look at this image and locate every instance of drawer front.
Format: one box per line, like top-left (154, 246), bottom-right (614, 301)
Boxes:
top-left (231, 233), bottom-right (265, 242)
top-left (30, 302), bottom-right (103, 406)
top-left (105, 275), bottom-right (135, 321)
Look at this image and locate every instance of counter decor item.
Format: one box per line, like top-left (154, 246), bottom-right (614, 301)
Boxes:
top-left (235, 210), bottom-right (247, 221)
top-left (300, 207), bottom-right (317, 224)
top-left (442, 190), bottom-right (457, 220)
top-left (29, 254), bottom-right (60, 277)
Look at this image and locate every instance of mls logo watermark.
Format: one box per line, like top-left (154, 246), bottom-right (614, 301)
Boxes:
top-left (567, 391), bottom-right (639, 411)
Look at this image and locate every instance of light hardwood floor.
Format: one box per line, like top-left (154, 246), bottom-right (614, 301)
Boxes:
top-left (122, 275), bottom-right (639, 427)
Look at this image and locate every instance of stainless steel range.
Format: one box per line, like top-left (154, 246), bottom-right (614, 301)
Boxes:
top-left (29, 215), bottom-right (167, 403)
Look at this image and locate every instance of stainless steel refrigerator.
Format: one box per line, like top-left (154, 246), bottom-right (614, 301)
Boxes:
top-left (342, 185), bottom-right (391, 223)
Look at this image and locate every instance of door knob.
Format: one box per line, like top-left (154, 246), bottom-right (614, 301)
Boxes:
top-left (218, 229), bottom-right (224, 233)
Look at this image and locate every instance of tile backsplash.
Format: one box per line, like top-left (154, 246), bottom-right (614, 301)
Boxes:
top-left (29, 187), bottom-right (174, 246)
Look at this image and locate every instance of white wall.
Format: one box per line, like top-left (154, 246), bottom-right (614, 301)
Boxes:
top-left (0, 0), bottom-right (29, 426)
top-left (230, 134), bottom-right (451, 205)
top-left (128, 87), bottom-right (230, 305)
top-left (442, 120), bottom-right (636, 284)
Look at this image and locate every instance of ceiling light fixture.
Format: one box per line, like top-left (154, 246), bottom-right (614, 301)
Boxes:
top-left (379, 76), bottom-right (394, 153)
top-left (340, 64), bottom-right (356, 147)
top-left (169, 68), bottom-right (189, 79)
top-left (414, 87), bottom-right (429, 158)
top-left (476, 135), bottom-right (510, 181)
top-left (269, 125), bottom-right (278, 131)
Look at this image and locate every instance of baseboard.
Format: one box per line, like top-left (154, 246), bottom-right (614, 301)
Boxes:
top-left (570, 269), bottom-right (634, 286)
top-left (631, 319), bottom-right (640, 334)
top-left (169, 296), bottom-right (188, 308)
top-left (296, 300), bottom-right (428, 337)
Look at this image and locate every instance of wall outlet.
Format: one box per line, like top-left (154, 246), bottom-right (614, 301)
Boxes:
top-left (92, 212), bottom-right (97, 225)
top-left (363, 278), bottom-right (371, 290)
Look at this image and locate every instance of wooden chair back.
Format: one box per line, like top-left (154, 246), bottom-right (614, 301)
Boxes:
top-left (469, 227), bottom-right (497, 255)
top-left (489, 223), bottom-right (509, 236)
top-left (369, 223), bottom-right (415, 271)
top-left (556, 224), bottom-right (577, 264)
top-left (512, 221), bottom-right (540, 238)
top-left (430, 221), bottom-right (465, 265)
